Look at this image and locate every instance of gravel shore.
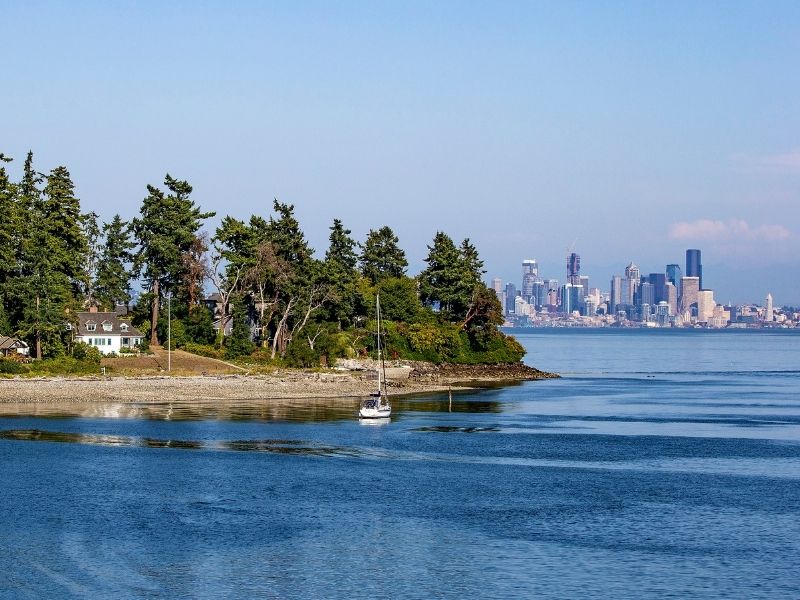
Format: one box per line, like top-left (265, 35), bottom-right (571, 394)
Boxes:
top-left (0, 363), bottom-right (557, 404)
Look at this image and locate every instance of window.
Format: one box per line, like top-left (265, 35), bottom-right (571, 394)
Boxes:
top-left (120, 324), bottom-right (129, 332)
top-left (65, 323), bottom-right (73, 331)
top-left (87, 323), bottom-right (96, 332)
top-left (102, 323), bottom-right (112, 332)
top-left (122, 338), bottom-right (130, 346)
top-left (107, 338), bottom-right (112, 345)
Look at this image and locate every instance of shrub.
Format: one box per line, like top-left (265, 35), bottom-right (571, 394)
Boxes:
top-left (29, 357), bottom-right (101, 376)
top-left (0, 360), bottom-right (29, 374)
top-left (182, 342), bottom-right (223, 359)
top-left (72, 342), bottom-right (102, 364)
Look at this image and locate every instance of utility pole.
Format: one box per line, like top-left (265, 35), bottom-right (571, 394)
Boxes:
top-left (167, 291), bottom-right (172, 373)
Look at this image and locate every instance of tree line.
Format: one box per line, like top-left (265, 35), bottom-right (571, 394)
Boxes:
top-left (0, 151), bottom-right (523, 364)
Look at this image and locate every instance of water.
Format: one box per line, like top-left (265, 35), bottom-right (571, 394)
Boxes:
top-left (2, 330), bottom-right (799, 598)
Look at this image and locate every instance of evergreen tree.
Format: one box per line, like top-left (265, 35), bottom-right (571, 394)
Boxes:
top-left (359, 226), bottom-right (408, 284)
top-left (41, 166), bottom-right (89, 293)
top-left (418, 232), bottom-right (465, 318)
top-left (0, 153), bottom-right (17, 287)
top-left (81, 211), bottom-right (101, 304)
top-left (95, 215), bottom-right (135, 310)
top-left (132, 175), bottom-right (215, 345)
top-left (324, 218), bottom-right (359, 326)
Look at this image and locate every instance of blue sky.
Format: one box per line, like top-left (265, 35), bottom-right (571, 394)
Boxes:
top-left (3, 1), bottom-right (799, 303)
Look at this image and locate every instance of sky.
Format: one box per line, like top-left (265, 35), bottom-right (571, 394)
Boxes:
top-left (3, 1), bottom-right (800, 304)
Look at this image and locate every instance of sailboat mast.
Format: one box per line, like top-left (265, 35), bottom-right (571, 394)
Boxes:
top-left (376, 294), bottom-right (382, 396)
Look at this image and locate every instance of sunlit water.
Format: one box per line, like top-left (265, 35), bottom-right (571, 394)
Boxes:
top-left (2, 329), bottom-right (799, 598)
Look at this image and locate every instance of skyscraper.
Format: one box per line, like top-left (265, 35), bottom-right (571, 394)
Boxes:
top-left (680, 276), bottom-right (700, 315)
top-left (624, 263), bottom-right (640, 305)
top-left (491, 277), bottom-right (502, 293)
top-left (647, 273), bottom-right (667, 304)
top-left (504, 283), bottom-right (517, 315)
top-left (567, 252), bottom-right (580, 285)
top-left (610, 275), bottom-right (623, 313)
top-left (686, 249), bottom-right (702, 289)
top-left (666, 264), bottom-right (682, 297)
top-left (764, 293), bottom-right (773, 322)
top-left (521, 260), bottom-right (538, 301)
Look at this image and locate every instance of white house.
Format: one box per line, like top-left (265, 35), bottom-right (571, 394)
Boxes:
top-left (72, 310), bottom-right (144, 355)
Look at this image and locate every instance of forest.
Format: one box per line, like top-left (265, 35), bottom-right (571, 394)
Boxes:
top-left (0, 151), bottom-right (524, 367)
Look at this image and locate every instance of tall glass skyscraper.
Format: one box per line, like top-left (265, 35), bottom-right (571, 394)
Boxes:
top-left (686, 249), bottom-right (702, 289)
top-left (666, 264), bottom-right (682, 297)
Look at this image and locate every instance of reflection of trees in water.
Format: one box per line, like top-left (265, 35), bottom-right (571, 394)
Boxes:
top-left (0, 393), bottom-right (504, 423)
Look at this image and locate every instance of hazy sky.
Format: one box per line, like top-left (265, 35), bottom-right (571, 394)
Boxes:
top-left (4, 1), bottom-right (799, 303)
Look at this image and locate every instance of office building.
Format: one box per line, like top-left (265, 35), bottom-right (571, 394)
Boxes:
top-left (532, 279), bottom-right (546, 308)
top-left (665, 282), bottom-right (678, 316)
top-left (666, 264), bottom-right (682, 297)
top-left (504, 283), bottom-right (517, 315)
top-left (491, 278), bottom-right (502, 293)
top-left (697, 289), bottom-right (715, 322)
top-left (686, 249), bottom-right (702, 289)
top-left (624, 263), bottom-right (640, 305)
top-left (610, 276), bottom-right (623, 313)
top-left (647, 273), bottom-right (667, 304)
top-left (764, 293), bottom-right (773, 322)
top-left (680, 276), bottom-right (700, 315)
top-left (522, 259), bottom-right (538, 277)
top-left (567, 252), bottom-right (581, 285)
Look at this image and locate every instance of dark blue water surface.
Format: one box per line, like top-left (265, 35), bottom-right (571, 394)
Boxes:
top-left (2, 330), bottom-right (799, 598)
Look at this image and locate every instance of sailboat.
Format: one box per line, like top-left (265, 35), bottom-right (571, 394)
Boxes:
top-left (359, 294), bottom-right (391, 419)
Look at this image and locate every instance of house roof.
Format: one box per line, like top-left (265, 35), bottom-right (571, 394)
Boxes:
top-left (0, 336), bottom-right (28, 350)
top-left (74, 312), bottom-right (144, 338)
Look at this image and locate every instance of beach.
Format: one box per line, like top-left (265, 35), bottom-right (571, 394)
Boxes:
top-left (0, 362), bottom-right (558, 404)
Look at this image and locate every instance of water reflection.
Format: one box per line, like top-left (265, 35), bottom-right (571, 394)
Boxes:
top-left (0, 429), bottom-right (363, 457)
top-left (0, 394), bottom-right (503, 423)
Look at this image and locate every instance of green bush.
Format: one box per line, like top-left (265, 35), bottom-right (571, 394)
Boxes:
top-left (72, 342), bottom-right (102, 364)
top-left (182, 342), bottom-right (223, 359)
top-left (0, 360), bottom-right (29, 374)
top-left (29, 357), bottom-right (102, 376)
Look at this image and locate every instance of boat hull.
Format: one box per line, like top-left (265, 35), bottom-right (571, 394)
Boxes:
top-left (358, 406), bottom-right (392, 419)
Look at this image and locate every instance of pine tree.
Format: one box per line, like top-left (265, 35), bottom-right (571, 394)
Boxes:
top-left (324, 218), bottom-right (359, 326)
top-left (418, 232), bottom-right (464, 317)
top-left (95, 215), bottom-right (135, 310)
top-left (359, 226), bottom-right (408, 284)
top-left (132, 175), bottom-right (215, 345)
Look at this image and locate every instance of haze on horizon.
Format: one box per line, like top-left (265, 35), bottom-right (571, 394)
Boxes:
top-left (3, 1), bottom-right (799, 304)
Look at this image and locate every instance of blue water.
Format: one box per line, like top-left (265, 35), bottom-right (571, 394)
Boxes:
top-left (2, 330), bottom-right (799, 598)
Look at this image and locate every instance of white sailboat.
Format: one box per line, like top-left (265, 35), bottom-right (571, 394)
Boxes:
top-left (359, 294), bottom-right (391, 419)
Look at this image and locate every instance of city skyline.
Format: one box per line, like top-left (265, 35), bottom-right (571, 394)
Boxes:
top-left (492, 245), bottom-right (795, 328)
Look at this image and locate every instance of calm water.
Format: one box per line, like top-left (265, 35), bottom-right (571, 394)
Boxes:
top-left (2, 330), bottom-right (800, 599)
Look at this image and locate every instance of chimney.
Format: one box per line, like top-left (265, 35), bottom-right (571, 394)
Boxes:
top-left (89, 305), bottom-right (98, 313)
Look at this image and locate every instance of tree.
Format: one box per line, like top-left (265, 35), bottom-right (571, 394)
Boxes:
top-left (95, 215), bottom-right (135, 310)
top-left (418, 233), bottom-right (487, 323)
top-left (359, 226), bottom-right (407, 284)
top-left (418, 232), bottom-right (464, 318)
top-left (324, 219), bottom-right (359, 327)
top-left (132, 175), bottom-right (215, 345)
top-left (224, 296), bottom-right (255, 358)
top-left (81, 211), bottom-right (101, 304)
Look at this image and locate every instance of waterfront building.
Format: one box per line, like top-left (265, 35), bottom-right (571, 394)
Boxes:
top-left (666, 264), bottom-right (682, 297)
top-left (697, 289), bottom-right (715, 323)
top-left (686, 249), bottom-right (702, 289)
top-left (764, 293), bottom-right (773, 322)
top-left (680, 276), bottom-right (700, 315)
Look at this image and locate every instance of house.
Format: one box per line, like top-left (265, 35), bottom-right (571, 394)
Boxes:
top-left (0, 336), bottom-right (30, 358)
top-left (71, 309), bottom-right (144, 355)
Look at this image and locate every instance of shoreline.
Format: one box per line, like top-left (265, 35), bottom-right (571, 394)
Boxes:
top-left (0, 363), bottom-right (558, 404)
